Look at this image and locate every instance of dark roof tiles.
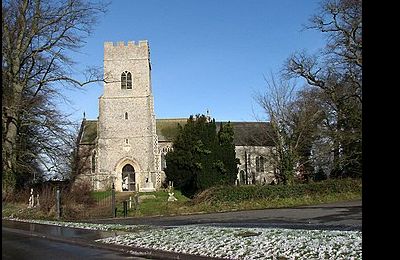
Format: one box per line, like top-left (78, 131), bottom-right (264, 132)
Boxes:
top-left (79, 118), bottom-right (275, 147)
top-left (79, 120), bottom-right (98, 144)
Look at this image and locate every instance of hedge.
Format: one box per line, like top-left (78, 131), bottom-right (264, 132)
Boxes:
top-left (196, 178), bottom-right (362, 203)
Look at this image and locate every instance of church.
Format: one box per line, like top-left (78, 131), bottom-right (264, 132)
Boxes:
top-left (76, 40), bottom-right (277, 192)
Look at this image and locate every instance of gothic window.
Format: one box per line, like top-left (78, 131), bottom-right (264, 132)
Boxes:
top-left (126, 72), bottom-right (132, 89)
top-left (125, 112), bottom-right (128, 120)
top-left (91, 151), bottom-right (96, 173)
top-left (259, 156), bottom-right (264, 172)
top-left (256, 156), bottom-right (265, 172)
top-left (256, 157), bottom-right (259, 172)
top-left (121, 71), bottom-right (132, 89)
top-left (121, 72), bottom-right (126, 89)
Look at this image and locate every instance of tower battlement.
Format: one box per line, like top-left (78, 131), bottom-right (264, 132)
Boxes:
top-left (104, 40), bottom-right (149, 60)
top-left (104, 40), bottom-right (148, 48)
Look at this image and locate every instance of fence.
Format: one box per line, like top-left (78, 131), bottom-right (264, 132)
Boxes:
top-left (93, 190), bottom-right (113, 207)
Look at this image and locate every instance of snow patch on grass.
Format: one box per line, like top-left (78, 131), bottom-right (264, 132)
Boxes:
top-left (95, 225), bottom-right (361, 259)
top-left (3, 217), bottom-right (149, 231)
top-left (4, 217), bottom-right (361, 259)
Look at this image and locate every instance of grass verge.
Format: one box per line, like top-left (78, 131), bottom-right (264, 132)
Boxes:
top-left (2, 178), bottom-right (361, 220)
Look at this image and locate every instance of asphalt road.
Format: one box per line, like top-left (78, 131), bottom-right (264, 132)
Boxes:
top-left (2, 227), bottom-right (146, 260)
top-left (85, 200), bottom-right (362, 231)
top-left (2, 200), bottom-right (361, 259)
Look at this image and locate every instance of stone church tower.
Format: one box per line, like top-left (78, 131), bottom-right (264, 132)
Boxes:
top-left (75, 40), bottom-right (276, 192)
top-left (96, 40), bottom-right (159, 192)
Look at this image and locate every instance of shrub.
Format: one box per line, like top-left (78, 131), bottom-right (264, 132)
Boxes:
top-left (69, 181), bottom-right (95, 205)
top-left (2, 188), bottom-right (30, 203)
top-left (39, 185), bottom-right (57, 214)
top-left (194, 178), bottom-right (361, 204)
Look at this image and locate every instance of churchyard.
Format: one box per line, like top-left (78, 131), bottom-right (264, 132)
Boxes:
top-left (2, 178), bottom-right (361, 220)
top-left (2, 178), bottom-right (362, 259)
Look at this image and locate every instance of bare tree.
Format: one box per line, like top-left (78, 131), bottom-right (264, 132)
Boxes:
top-left (256, 74), bottom-right (323, 184)
top-left (13, 88), bottom-right (79, 188)
top-left (284, 0), bottom-right (362, 178)
top-left (2, 0), bottom-right (108, 193)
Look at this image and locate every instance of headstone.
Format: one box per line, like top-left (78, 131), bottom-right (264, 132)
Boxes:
top-left (167, 185), bottom-right (177, 202)
top-left (35, 193), bottom-right (40, 207)
top-left (28, 188), bottom-right (34, 208)
top-left (167, 192), bottom-right (177, 202)
top-left (122, 176), bottom-right (128, 190)
top-left (141, 171), bottom-right (155, 192)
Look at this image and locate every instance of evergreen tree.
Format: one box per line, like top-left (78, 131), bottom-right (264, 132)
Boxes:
top-left (217, 122), bottom-right (239, 184)
top-left (165, 115), bottom-right (238, 197)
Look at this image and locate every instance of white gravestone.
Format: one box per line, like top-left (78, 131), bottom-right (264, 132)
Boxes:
top-left (167, 184), bottom-right (177, 202)
top-left (28, 188), bottom-right (34, 208)
top-left (122, 176), bottom-right (128, 190)
top-left (141, 171), bottom-right (155, 192)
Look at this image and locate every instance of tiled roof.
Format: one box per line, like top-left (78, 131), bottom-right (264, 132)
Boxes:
top-left (79, 120), bottom-right (98, 144)
top-left (157, 118), bottom-right (275, 146)
top-left (222, 122), bottom-right (275, 146)
top-left (79, 118), bottom-right (275, 147)
top-left (156, 118), bottom-right (187, 142)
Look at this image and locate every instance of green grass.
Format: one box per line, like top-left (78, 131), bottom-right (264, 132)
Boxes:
top-left (90, 190), bottom-right (112, 201)
top-left (111, 179), bottom-right (361, 218)
top-left (3, 179), bottom-right (361, 220)
top-left (192, 191), bottom-right (361, 213)
top-left (113, 189), bottom-right (191, 217)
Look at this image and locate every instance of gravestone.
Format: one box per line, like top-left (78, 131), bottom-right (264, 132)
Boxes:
top-left (167, 191), bottom-right (177, 202)
top-left (28, 188), bottom-right (34, 208)
top-left (167, 184), bottom-right (177, 202)
top-left (141, 171), bottom-right (155, 192)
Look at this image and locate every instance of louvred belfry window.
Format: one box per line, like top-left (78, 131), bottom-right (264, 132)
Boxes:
top-left (121, 71), bottom-right (132, 89)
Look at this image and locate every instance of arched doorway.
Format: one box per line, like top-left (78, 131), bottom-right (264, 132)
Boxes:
top-left (122, 164), bottom-right (135, 191)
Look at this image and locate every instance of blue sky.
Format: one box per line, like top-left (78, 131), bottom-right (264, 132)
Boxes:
top-left (62, 0), bottom-right (326, 123)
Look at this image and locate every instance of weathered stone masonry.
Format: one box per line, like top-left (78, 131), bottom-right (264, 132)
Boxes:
top-left (76, 40), bottom-right (277, 191)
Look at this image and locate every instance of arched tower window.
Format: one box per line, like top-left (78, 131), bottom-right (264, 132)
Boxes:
top-left (91, 151), bottom-right (96, 173)
top-left (125, 112), bottom-right (128, 119)
top-left (126, 72), bottom-right (132, 89)
top-left (121, 71), bottom-right (132, 89)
